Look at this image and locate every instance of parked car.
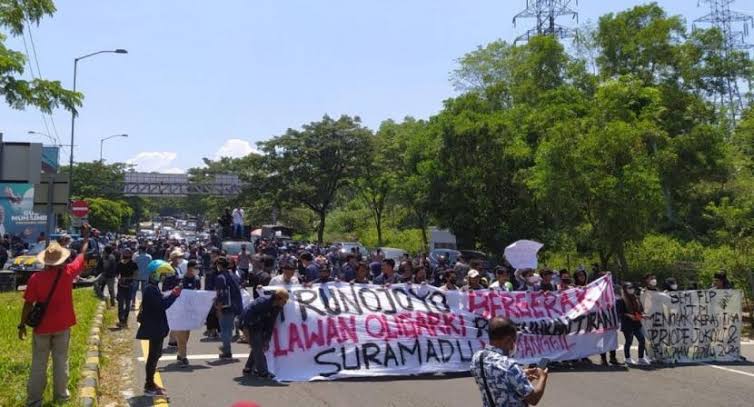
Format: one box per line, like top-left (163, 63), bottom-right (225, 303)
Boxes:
top-left (428, 248), bottom-right (461, 269)
top-left (3, 242), bottom-right (46, 288)
top-left (459, 250), bottom-right (495, 275)
top-left (336, 242), bottom-right (368, 259)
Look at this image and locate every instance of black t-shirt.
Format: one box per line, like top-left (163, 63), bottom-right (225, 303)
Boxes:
top-left (116, 261), bottom-right (138, 287)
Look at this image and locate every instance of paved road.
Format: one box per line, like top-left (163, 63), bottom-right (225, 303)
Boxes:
top-left (127, 299), bottom-right (754, 407)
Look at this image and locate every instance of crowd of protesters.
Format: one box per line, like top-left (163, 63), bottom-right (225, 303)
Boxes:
top-left (14, 222), bottom-right (740, 402)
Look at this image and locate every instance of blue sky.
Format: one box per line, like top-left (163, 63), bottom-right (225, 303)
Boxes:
top-left (0, 0), bottom-right (731, 172)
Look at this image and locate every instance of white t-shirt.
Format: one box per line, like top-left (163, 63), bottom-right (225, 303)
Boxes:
top-left (232, 208), bottom-right (244, 225)
top-left (270, 274), bottom-right (300, 286)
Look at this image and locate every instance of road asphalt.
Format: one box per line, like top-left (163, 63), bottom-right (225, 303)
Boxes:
top-left (125, 297), bottom-right (754, 407)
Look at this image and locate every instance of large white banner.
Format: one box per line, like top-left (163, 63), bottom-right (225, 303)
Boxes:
top-left (642, 289), bottom-right (742, 363)
top-left (265, 275), bottom-right (619, 381)
top-left (166, 290), bottom-right (216, 331)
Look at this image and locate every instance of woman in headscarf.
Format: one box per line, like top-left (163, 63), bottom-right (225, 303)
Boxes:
top-left (136, 260), bottom-right (181, 396)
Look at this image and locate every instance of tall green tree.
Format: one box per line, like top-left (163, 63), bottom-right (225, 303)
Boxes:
top-left (259, 115), bottom-right (370, 243)
top-left (0, 1), bottom-right (80, 112)
top-left (530, 77), bottom-right (665, 273)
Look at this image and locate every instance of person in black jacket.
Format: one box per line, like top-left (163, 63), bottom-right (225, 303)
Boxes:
top-left (617, 282), bottom-right (649, 366)
top-left (241, 288), bottom-right (289, 378)
top-left (136, 269), bottom-right (181, 396)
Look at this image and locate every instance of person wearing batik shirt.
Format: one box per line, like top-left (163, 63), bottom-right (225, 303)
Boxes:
top-left (470, 317), bottom-right (548, 407)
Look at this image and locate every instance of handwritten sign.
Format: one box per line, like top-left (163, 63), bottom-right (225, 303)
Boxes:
top-left (642, 289), bottom-right (742, 363)
top-left (166, 290), bottom-right (216, 331)
top-left (265, 275), bottom-right (619, 381)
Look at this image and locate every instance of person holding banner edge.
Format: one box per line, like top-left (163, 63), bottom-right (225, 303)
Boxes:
top-left (241, 288), bottom-right (290, 378)
top-left (470, 317), bottom-right (548, 407)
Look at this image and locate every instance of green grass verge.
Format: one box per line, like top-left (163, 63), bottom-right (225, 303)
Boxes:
top-left (0, 288), bottom-right (102, 407)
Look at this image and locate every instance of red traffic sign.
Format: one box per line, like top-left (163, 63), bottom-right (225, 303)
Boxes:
top-left (71, 200), bottom-right (89, 218)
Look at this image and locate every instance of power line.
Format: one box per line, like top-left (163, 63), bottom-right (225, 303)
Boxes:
top-left (26, 22), bottom-right (62, 145)
top-left (20, 28), bottom-right (55, 145)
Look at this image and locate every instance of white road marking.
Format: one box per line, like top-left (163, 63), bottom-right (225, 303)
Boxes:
top-left (703, 363), bottom-right (754, 378)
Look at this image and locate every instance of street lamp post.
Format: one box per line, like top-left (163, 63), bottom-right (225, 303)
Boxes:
top-left (68, 48), bottom-right (127, 202)
top-left (99, 134), bottom-right (128, 161)
top-left (27, 130), bottom-right (57, 145)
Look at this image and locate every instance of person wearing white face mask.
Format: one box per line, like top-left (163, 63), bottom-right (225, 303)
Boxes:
top-left (642, 273), bottom-right (659, 292)
top-left (470, 317), bottom-right (549, 406)
top-left (617, 282), bottom-right (650, 365)
top-left (663, 277), bottom-right (679, 292)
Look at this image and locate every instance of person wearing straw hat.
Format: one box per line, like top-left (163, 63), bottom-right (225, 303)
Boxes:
top-left (19, 224), bottom-right (91, 407)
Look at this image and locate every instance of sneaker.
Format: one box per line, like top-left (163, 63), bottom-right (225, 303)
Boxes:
top-left (219, 352), bottom-right (233, 360)
top-left (179, 357), bottom-right (189, 367)
top-left (609, 358), bottom-right (624, 366)
top-left (168, 341), bottom-right (178, 348)
top-left (627, 358), bottom-right (637, 365)
top-left (639, 357), bottom-right (651, 366)
top-left (144, 386), bottom-right (167, 396)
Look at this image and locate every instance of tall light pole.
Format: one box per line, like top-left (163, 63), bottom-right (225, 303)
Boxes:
top-left (99, 134), bottom-right (128, 161)
top-left (68, 48), bottom-right (128, 201)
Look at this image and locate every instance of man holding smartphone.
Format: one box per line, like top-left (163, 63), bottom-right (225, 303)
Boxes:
top-left (470, 317), bottom-right (549, 406)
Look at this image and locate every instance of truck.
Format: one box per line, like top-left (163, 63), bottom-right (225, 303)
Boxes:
top-left (429, 228), bottom-right (457, 251)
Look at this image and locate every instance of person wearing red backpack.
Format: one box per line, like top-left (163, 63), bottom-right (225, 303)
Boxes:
top-left (18, 224), bottom-right (91, 407)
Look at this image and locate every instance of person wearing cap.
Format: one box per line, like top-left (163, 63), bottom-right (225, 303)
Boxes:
top-left (215, 256), bottom-right (243, 359)
top-left (19, 224), bottom-right (91, 406)
top-left (270, 256), bottom-right (300, 286)
top-left (463, 269), bottom-right (485, 291)
top-left (116, 248), bottom-right (138, 328)
top-left (169, 248), bottom-right (187, 278)
top-left (240, 288), bottom-right (290, 378)
top-left (173, 260), bottom-right (201, 367)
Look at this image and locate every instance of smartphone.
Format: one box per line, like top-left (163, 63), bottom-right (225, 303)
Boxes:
top-left (537, 358), bottom-right (550, 369)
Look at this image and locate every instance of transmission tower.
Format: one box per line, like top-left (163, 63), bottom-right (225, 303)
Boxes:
top-left (694, 0), bottom-right (754, 120)
top-left (513, 0), bottom-right (579, 44)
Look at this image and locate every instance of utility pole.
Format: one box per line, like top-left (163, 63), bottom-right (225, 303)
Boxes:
top-left (694, 0), bottom-right (753, 123)
top-left (513, 0), bottom-right (579, 44)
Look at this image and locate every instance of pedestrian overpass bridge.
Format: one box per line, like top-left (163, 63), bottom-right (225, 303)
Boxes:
top-left (122, 172), bottom-right (242, 197)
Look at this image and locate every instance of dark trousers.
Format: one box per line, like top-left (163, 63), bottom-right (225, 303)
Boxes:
top-left (623, 327), bottom-right (646, 359)
top-left (145, 337), bottom-right (164, 388)
top-left (244, 332), bottom-right (269, 374)
top-left (117, 285), bottom-right (132, 324)
top-left (206, 309), bottom-right (219, 331)
top-left (601, 350), bottom-right (617, 362)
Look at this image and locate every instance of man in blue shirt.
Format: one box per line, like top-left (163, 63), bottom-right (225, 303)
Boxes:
top-left (241, 288), bottom-right (289, 379)
top-left (470, 317), bottom-right (548, 407)
top-left (132, 245), bottom-right (152, 306)
top-left (300, 252), bottom-right (319, 283)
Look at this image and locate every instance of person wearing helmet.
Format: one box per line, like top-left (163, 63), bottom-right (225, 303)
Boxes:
top-left (116, 248), bottom-right (138, 328)
top-left (137, 260), bottom-right (181, 396)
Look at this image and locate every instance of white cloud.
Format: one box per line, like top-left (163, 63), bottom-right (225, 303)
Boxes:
top-left (126, 151), bottom-right (184, 173)
top-left (214, 138), bottom-right (260, 160)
